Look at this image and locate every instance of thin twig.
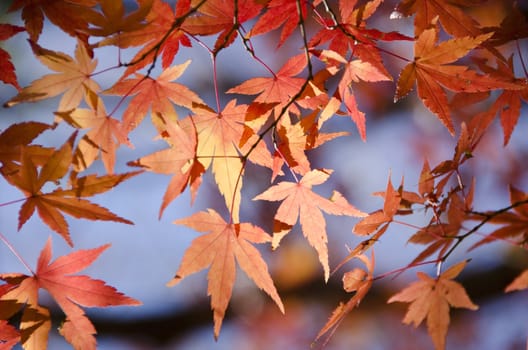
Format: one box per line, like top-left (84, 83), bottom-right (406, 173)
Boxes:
top-left (0, 232), bottom-right (35, 275)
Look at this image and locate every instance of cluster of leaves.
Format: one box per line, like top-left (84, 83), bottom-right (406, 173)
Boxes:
top-left (0, 0), bottom-right (527, 349)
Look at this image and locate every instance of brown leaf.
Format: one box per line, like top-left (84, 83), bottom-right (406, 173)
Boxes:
top-left (388, 260), bottom-right (478, 350)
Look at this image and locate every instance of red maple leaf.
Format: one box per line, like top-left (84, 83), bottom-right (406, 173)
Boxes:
top-left (0, 238), bottom-right (141, 350)
top-left (183, 0), bottom-right (263, 52)
top-left (0, 23), bottom-right (25, 90)
top-left (249, 0), bottom-right (308, 47)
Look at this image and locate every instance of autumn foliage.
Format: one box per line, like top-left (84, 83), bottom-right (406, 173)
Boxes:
top-left (0, 0), bottom-right (527, 349)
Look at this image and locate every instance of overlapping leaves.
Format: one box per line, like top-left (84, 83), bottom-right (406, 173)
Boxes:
top-left (0, 238), bottom-right (140, 350)
top-left (0, 0), bottom-right (527, 349)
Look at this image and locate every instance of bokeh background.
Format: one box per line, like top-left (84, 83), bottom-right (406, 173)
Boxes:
top-left (1, 0), bottom-right (527, 349)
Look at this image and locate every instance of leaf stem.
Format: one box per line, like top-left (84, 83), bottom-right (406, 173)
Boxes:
top-left (0, 231), bottom-right (35, 275)
top-left (237, 26), bottom-right (276, 77)
top-left (373, 259), bottom-right (438, 281)
top-left (440, 197), bottom-right (528, 263)
top-left (0, 197), bottom-right (26, 208)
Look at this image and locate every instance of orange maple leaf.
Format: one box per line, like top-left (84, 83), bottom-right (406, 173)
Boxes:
top-left (190, 100), bottom-right (273, 222)
top-left (3, 134), bottom-right (139, 246)
top-left (167, 209), bottom-right (284, 339)
top-left (315, 253), bottom-right (374, 347)
top-left (388, 260), bottom-right (478, 350)
top-left (254, 169), bottom-right (365, 281)
top-left (393, 0), bottom-right (482, 37)
top-left (354, 175), bottom-right (401, 236)
top-left (272, 113), bottom-right (348, 179)
top-left (394, 21), bottom-right (519, 134)
top-left (469, 186), bottom-right (528, 251)
top-left (8, 0), bottom-right (97, 42)
top-left (85, 0), bottom-right (152, 37)
top-left (104, 60), bottom-right (204, 134)
top-left (56, 94), bottom-right (131, 173)
top-left (128, 116), bottom-right (204, 218)
top-left (98, 0), bottom-right (192, 76)
top-left (0, 121), bottom-right (52, 174)
top-left (0, 238), bottom-right (141, 350)
top-left (4, 40), bottom-right (99, 111)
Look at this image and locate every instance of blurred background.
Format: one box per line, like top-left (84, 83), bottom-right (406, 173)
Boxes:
top-left (0, 0), bottom-right (527, 349)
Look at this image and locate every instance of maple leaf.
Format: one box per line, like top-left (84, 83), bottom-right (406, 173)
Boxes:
top-left (183, 0), bottom-right (264, 52)
top-left (189, 100), bottom-right (273, 222)
top-left (85, 0), bottom-right (153, 37)
top-left (104, 60), bottom-right (204, 134)
top-left (318, 50), bottom-right (392, 141)
top-left (392, 0), bottom-right (482, 37)
top-left (394, 21), bottom-right (520, 134)
top-left (2, 134), bottom-right (139, 245)
top-left (0, 121), bottom-right (52, 173)
top-left (315, 253), bottom-right (374, 347)
top-left (407, 192), bottom-right (469, 266)
top-left (127, 116), bottom-right (204, 218)
top-left (0, 320), bottom-right (20, 350)
top-left (309, 0), bottom-right (412, 66)
top-left (227, 53), bottom-right (307, 110)
top-left (254, 169), bottom-right (365, 281)
top-left (0, 238), bottom-right (141, 350)
top-left (354, 175), bottom-right (402, 236)
top-left (8, 0), bottom-right (98, 42)
top-left (249, 0), bottom-right (307, 47)
top-left (56, 93), bottom-right (131, 173)
top-left (0, 23), bottom-right (25, 90)
top-left (272, 112), bottom-right (348, 179)
top-left (99, 0), bottom-right (192, 76)
top-left (469, 186), bottom-right (528, 251)
top-left (168, 209), bottom-right (284, 339)
top-left (471, 56), bottom-right (528, 145)
top-left (4, 40), bottom-right (99, 111)
top-left (388, 260), bottom-right (478, 350)
top-left (484, 2), bottom-right (528, 46)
